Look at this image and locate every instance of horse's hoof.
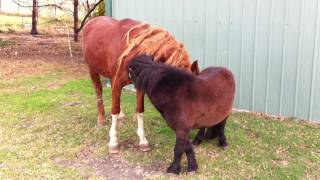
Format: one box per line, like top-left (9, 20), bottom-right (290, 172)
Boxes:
top-left (139, 144), bottom-right (151, 152)
top-left (108, 145), bottom-right (120, 154)
top-left (118, 113), bottom-right (125, 119)
top-left (167, 164), bottom-right (181, 174)
top-left (96, 120), bottom-right (106, 128)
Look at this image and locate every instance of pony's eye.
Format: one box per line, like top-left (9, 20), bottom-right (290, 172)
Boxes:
top-left (129, 67), bottom-right (133, 71)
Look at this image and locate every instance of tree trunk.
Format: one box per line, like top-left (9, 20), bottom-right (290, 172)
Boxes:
top-left (73, 0), bottom-right (79, 42)
top-left (31, 0), bottom-right (38, 35)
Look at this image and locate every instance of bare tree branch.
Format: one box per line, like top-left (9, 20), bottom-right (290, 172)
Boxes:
top-left (13, 0), bottom-right (74, 15)
top-left (76, 0), bottom-right (103, 33)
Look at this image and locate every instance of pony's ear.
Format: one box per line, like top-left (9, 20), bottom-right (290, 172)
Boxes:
top-left (191, 60), bottom-right (200, 75)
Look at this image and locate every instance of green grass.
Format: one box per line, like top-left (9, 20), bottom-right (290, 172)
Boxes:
top-left (0, 67), bottom-right (319, 179)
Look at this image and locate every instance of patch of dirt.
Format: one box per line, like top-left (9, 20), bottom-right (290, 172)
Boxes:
top-left (0, 33), bottom-right (88, 80)
top-left (0, 33), bottom-right (82, 61)
top-left (53, 145), bottom-right (164, 179)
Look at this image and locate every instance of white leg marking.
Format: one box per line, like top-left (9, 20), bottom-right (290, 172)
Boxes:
top-left (108, 114), bottom-right (119, 147)
top-left (119, 106), bottom-right (125, 119)
top-left (137, 113), bottom-right (149, 145)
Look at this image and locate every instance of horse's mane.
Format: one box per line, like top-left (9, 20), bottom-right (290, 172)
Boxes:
top-left (112, 22), bottom-right (191, 86)
top-left (128, 55), bottom-right (194, 95)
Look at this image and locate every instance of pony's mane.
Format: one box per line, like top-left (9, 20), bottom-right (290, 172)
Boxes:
top-left (128, 55), bottom-right (194, 95)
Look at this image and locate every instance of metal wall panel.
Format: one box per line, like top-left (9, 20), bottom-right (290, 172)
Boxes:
top-left (111, 0), bottom-right (320, 122)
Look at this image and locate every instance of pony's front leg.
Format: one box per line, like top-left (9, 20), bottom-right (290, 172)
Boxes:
top-left (185, 140), bottom-right (198, 172)
top-left (167, 130), bottom-right (189, 174)
top-left (136, 90), bottom-right (151, 152)
top-left (108, 84), bottom-right (122, 154)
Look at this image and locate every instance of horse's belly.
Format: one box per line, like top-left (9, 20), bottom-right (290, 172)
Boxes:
top-left (83, 17), bottom-right (126, 77)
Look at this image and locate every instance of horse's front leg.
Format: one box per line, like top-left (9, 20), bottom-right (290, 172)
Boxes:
top-left (136, 90), bottom-right (151, 152)
top-left (167, 130), bottom-right (189, 174)
top-left (108, 83), bottom-right (122, 154)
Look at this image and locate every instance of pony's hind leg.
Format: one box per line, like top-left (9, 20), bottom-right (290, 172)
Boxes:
top-left (89, 70), bottom-right (106, 127)
top-left (192, 128), bottom-right (205, 145)
top-left (205, 125), bottom-right (219, 140)
top-left (217, 117), bottom-right (228, 149)
top-left (136, 90), bottom-right (151, 152)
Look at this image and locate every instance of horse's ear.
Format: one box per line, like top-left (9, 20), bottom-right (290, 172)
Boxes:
top-left (191, 60), bottom-right (200, 75)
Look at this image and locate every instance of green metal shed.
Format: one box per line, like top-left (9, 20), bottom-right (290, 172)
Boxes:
top-left (105, 0), bottom-right (320, 123)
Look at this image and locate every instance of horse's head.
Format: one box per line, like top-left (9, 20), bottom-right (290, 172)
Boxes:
top-left (190, 60), bottom-right (200, 75)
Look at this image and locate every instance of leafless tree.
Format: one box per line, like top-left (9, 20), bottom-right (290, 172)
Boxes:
top-left (73, 0), bottom-right (103, 41)
top-left (31, 0), bottom-right (38, 34)
top-left (13, 0), bottom-right (103, 40)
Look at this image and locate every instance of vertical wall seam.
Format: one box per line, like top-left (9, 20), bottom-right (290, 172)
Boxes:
top-left (252, 0), bottom-right (259, 110)
top-left (182, 1), bottom-right (185, 42)
top-left (294, 0), bottom-right (304, 117)
top-left (216, 0), bottom-right (220, 65)
top-left (161, 0), bottom-right (165, 26)
top-left (239, 0), bottom-right (245, 107)
top-left (227, 0), bottom-right (232, 69)
top-left (265, 0), bottom-right (274, 113)
top-left (309, 0), bottom-right (320, 120)
top-left (279, 0), bottom-right (289, 115)
top-left (192, 0), bottom-right (196, 57)
top-left (204, 0), bottom-right (208, 67)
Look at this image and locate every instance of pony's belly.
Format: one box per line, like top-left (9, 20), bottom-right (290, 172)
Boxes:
top-left (192, 106), bottom-right (232, 128)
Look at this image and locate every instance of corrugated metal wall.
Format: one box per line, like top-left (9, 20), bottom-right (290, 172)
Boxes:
top-left (111, 0), bottom-right (320, 122)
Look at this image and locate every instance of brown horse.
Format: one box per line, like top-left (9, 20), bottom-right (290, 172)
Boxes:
top-left (82, 16), bottom-right (192, 153)
top-left (128, 55), bottom-right (235, 174)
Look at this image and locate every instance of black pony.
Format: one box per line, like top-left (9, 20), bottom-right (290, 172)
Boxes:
top-left (128, 55), bottom-right (235, 174)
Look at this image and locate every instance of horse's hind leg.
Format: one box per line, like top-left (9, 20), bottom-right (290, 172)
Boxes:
top-left (136, 90), bottom-right (151, 152)
top-left (108, 81), bottom-right (122, 153)
top-left (89, 70), bottom-right (106, 127)
top-left (192, 128), bottom-right (205, 145)
top-left (109, 79), bottom-right (125, 119)
top-left (217, 117), bottom-right (229, 149)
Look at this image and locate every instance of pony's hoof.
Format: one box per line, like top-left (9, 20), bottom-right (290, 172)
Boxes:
top-left (167, 164), bottom-right (181, 174)
top-left (222, 144), bottom-right (229, 150)
top-left (219, 142), bottom-right (229, 150)
top-left (192, 139), bottom-right (202, 145)
top-left (187, 163), bottom-right (198, 173)
top-left (139, 144), bottom-right (151, 152)
top-left (108, 145), bottom-right (120, 154)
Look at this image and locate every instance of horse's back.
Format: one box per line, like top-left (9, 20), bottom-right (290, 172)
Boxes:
top-left (82, 17), bottom-right (141, 77)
